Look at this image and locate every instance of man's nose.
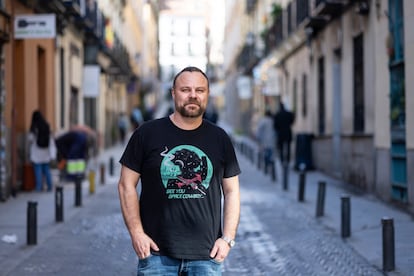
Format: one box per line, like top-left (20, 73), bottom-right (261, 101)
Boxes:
top-left (189, 89), bottom-right (197, 97)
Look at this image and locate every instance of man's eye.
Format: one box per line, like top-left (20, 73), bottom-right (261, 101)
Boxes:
top-left (196, 89), bottom-right (206, 94)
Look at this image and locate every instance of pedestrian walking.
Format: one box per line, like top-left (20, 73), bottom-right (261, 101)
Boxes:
top-left (130, 105), bottom-right (144, 129)
top-left (118, 66), bottom-right (241, 275)
top-left (273, 102), bottom-right (295, 165)
top-left (203, 102), bottom-right (219, 124)
top-left (117, 112), bottom-right (128, 144)
top-left (255, 110), bottom-right (276, 169)
top-left (55, 125), bottom-right (97, 181)
top-left (29, 110), bottom-right (56, 192)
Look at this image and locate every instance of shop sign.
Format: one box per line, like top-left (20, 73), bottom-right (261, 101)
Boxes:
top-left (14, 14), bottom-right (56, 39)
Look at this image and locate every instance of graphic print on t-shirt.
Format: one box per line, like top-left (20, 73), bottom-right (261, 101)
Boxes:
top-left (160, 145), bottom-right (213, 199)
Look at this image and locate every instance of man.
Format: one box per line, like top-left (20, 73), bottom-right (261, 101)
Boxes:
top-left (255, 110), bottom-right (276, 170)
top-left (118, 66), bottom-right (241, 275)
top-left (273, 102), bottom-right (295, 165)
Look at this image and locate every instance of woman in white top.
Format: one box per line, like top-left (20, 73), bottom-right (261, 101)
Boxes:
top-left (29, 110), bottom-right (54, 191)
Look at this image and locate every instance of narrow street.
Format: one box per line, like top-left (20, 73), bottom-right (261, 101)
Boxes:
top-left (3, 149), bottom-right (384, 276)
top-left (222, 153), bottom-right (382, 275)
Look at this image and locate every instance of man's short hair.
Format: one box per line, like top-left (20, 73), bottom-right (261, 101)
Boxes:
top-left (172, 66), bottom-right (209, 89)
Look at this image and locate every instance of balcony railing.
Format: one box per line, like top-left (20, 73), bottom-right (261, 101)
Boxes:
top-left (263, 13), bottom-right (283, 55)
top-left (237, 43), bottom-right (259, 74)
top-left (246, 0), bottom-right (257, 14)
top-left (314, 0), bottom-right (346, 18)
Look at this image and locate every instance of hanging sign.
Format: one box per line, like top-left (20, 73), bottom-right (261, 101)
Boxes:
top-left (14, 14), bottom-right (56, 39)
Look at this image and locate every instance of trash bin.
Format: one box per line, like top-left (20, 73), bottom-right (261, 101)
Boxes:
top-left (294, 133), bottom-right (314, 171)
top-left (23, 163), bottom-right (35, 191)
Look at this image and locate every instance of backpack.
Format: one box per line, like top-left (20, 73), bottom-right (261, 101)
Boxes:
top-left (36, 123), bottom-right (50, 148)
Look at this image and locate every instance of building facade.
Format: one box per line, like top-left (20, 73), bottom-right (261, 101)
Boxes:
top-left (224, 0), bottom-right (414, 214)
top-left (0, 0), bottom-right (159, 201)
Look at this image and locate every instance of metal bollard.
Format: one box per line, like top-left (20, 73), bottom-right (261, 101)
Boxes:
top-left (316, 181), bottom-right (326, 217)
top-left (27, 201), bottom-right (37, 245)
top-left (341, 195), bottom-right (351, 238)
top-left (55, 186), bottom-right (64, 222)
top-left (89, 170), bottom-right (95, 194)
top-left (109, 157), bottom-right (114, 176)
top-left (298, 170), bottom-right (306, 202)
top-left (382, 217), bottom-right (395, 271)
top-left (100, 163), bottom-right (105, 185)
top-left (282, 162), bottom-right (289, 190)
top-left (74, 178), bottom-right (82, 207)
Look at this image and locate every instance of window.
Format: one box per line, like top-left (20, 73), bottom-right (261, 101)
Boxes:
top-left (296, 0), bottom-right (309, 26)
top-left (302, 74), bottom-right (307, 117)
top-left (389, 0), bottom-right (404, 62)
top-left (69, 87), bottom-right (79, 126)
top-left (293, 78), bottom-right (297, 117)
top-left (317, 57), bottom-right (325, 134)
top-left (60, 48), bottom-right (65, 127)
top-left (353, 34), bottom-right (364, 133)
top-left (389, 0), bottom-right (405, 129)
top-left (84, 98), bottom-right (97, 130)
top-left (287, 3), bottom-right (293, 35)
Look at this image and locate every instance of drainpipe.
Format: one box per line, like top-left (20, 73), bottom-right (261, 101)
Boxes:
top-left (10, 0), bottom-right (17, 197)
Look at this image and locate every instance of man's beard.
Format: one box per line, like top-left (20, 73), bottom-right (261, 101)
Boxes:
top-left (176, 102), bottom-right (206, 118)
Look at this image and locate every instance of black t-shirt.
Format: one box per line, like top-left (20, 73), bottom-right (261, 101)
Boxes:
top-left (119, 117), bottom-right (241, 260)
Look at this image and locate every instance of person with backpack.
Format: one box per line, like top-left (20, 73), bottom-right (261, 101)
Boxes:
top-left (273, 102), bottom-right (295, 165)
top-left (29, 110), bottom-right (55, 191)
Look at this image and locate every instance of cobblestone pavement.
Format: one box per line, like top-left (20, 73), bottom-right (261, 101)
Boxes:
top-left (4, 182), bottom-right (137, 276)
top-left (5, 152), bottom-right (384, 275)
top-left (222, 153), bottom-right (384, 276)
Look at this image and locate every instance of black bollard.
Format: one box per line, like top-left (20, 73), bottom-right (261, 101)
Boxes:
top-left (100, 163), bottom-right (105, 185)
top-left (341, 195), bottom-right (351, 238)
top-left (109, 157), bottom-right (114, 176)
top-left (382, 217), bottom-right (395, 271)
top-left (55, 186), bottom-right (64, 222)
top-left (282, 162), bottom-right (289, 190)
top-left (27, 201), bottom-right (37, 245)
top-left (75, 178), bottom-right (82, 207)
top-left (316, 181), bottom-right (326, 217)
top-left (298, 170), bottom-right (306, 202)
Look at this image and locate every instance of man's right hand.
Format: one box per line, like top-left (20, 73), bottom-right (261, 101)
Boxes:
top-left (132, 232), bottom-right (159, 259)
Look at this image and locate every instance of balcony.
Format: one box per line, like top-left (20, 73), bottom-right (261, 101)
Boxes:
top-left (237, 43), bottom-right (260, 75)
top-left (0, 8), bottom-right (10, 43)
top-left (262, 14), bottom-right (283, 55)
top-left (303, 16), bottom-right (327, 35)
top-left (245, 0), bottom-right (257, 14)
top-left (63, 0), bottom-right (81, 16)
top-left (354, 0), bottom-right (369, 15)
top-left (37, 0), bottom-right (66, 13)
top-left (314, 0), bottom-right (346, 18)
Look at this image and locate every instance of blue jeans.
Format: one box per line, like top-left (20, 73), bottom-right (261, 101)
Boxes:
top-left (137, 255), bottom-right (222, 276)
top-left (263, 148), bottom-right (274, 166)
top-left (33, 163), bottom-right (52, 191)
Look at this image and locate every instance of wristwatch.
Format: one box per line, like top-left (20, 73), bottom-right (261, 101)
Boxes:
top-left (221, 236), bottom-right (236, 248)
